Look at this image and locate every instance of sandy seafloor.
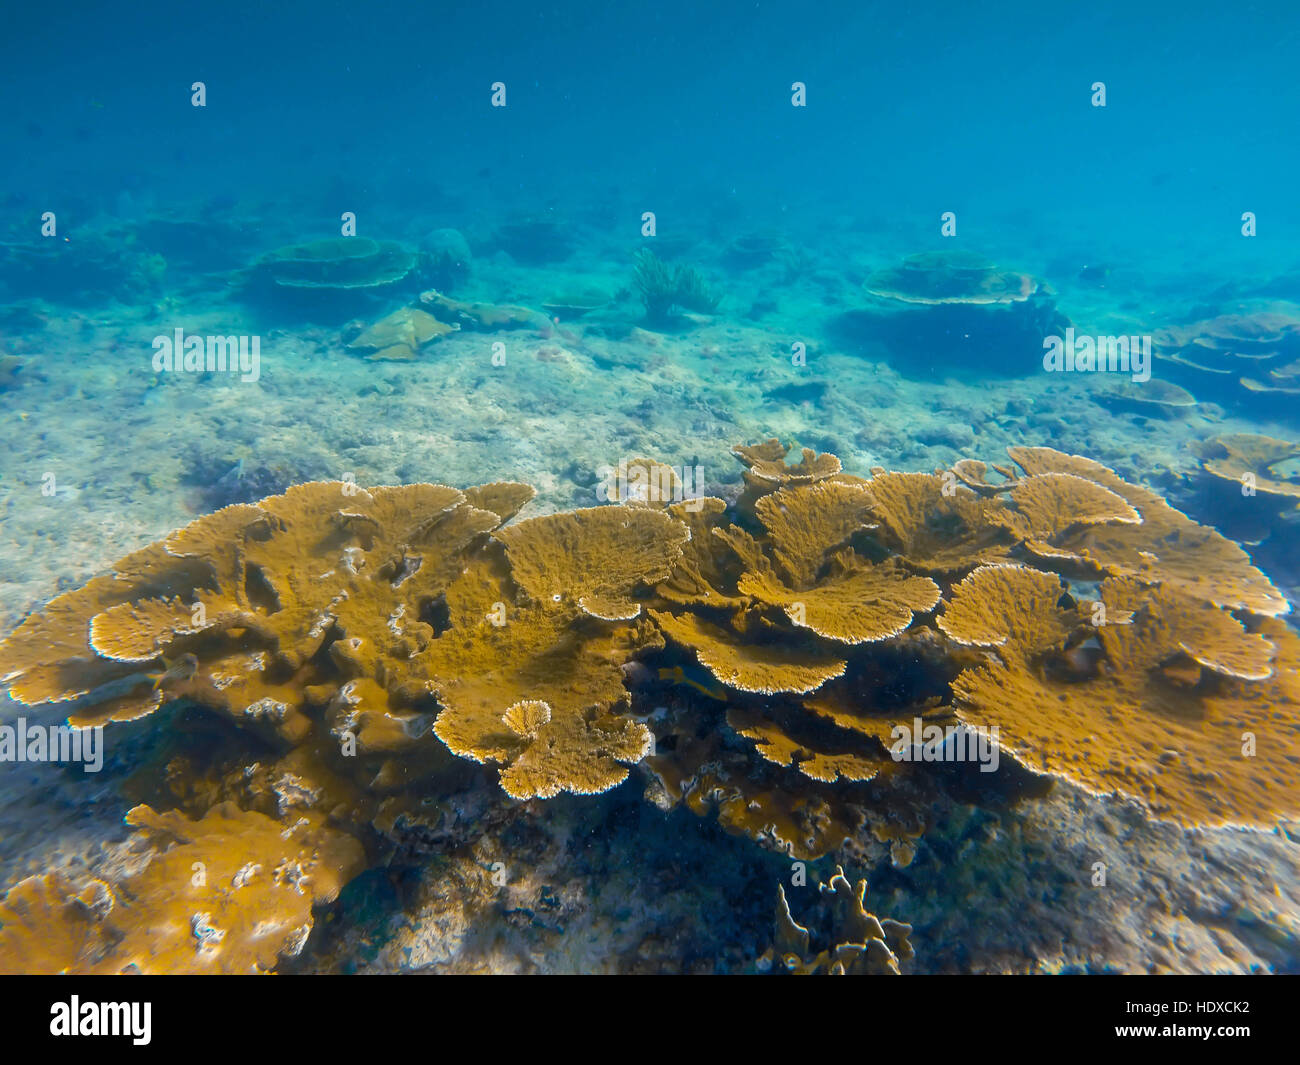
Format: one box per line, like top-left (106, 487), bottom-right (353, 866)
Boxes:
top-left (1, 200), bottom-right (1299, 972)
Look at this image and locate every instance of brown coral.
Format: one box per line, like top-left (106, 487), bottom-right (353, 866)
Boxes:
top-left (496, 505), bottom-right (690, 620)
top-left (937, 563), bottom-right (1075, 656)
top-left (731, 439), bottom-right (842, 513)
top-left (852, 251), bottom-right (1067, 379)
top-left (420, 289), bottom-right (550, 331)
top-left (753, 480), bottom-right (876, 586)
top-left (427, 558), bottom-right (661, 800)
top-left (717, 478), bottom-right (942, 647)
top-left (2, 434), bottom-right (1296, 974)
top-left (0, 803), bottom-right (363, 975)
top-left (762, 869), bottom-right (913, 974)
top-left (732, 439), bottom-right (843, 486)
top-left (650, 608), bottom-right (846, 694)
top-left (1002, 472), bottom-right (1142, 545)
top-left (952, 574), bottom-right (1294, 828)
top-left (727, 706), bottom-right (882, 783)
top-left (0, 480), bottom-right (514, 750)
top-left (1005, 446), bottom-right (1288, 617)
top-left (252, 237), bottom-right (419, 297)
top-left (1155, 309), bottom-right (1300, 407)
top-left (860, 470), bottom-right (1013, 575)
top-left (864, 250), bottom-right (1041, 307)
top-left (346, 306), bottom-right (457, 361)
top-left (1099, 378), bottom-right (1197, 416)
top-left (654, 497), bottom-right (747, 609)
top-left (1192, 433), bottom-right (1300, 506)
top-left (735, 548), bottom-right (940, 646)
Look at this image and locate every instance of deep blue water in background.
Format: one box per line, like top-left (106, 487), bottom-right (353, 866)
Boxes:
top-left (3, 2), bottom-right (1300, 979)
top-left (3, 0), bottom-right (1298, 271)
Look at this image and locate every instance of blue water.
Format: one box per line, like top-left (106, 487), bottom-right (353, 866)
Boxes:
top-left (5, 1), bottom-right (1299, 268)
top-left (2, 0), bottom-right (1299, 977)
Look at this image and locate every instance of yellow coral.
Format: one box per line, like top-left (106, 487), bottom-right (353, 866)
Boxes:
top-left (753, 480), bottom-right (876, 587)
top-left (1007, 446), bottom-right (1288, 616)
top-left (650, 609), bottom-right (845, 694)
top-left (727, 706), bottom-right (882, 783)
top-left (952, 574), bottom-right (1296, 827)
top-left (0, 803), bottom-right (363, 975)
top-left (346, 306), bottom-right (457, 361)
top-left (496, 506), bottom-right (690, 620)
top-left (861, 470), bottom-right (1012, 575)
top-left (937, 563), bottom-right (1074, 656)
top-left (427, 555), bottom-right (661, 799)
top-left (1193, 433), bottom-right (1300, 504)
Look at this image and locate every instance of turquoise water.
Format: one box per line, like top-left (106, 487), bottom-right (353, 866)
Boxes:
top-left (0, 1), bottom-right (1298, 974)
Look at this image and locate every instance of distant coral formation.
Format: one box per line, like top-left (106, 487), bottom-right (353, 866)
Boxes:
top-left (1158, 309), bottom-right (1300, 412)
top-left (245, 236), bottom-right (421, 313)
top-left (346, 306), bottom-right (458, 361)
top-left (633, 249), bottom-right (721, 323)
top-left (1, 438), bottom-right (1296, 972)
top-left (847, 251), bottom-right (1067, 377)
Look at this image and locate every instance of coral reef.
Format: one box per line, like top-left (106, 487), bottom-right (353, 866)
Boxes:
top-left (346, 306), bottom-right (458, 361)
top-left (0, 803), bottom-right (362, 974)
top-left (1183, 432), bottom-right (1300, 596)
top-left (1, 438), bottom-right (1296, 972)
top-left (1098, 378), bottom-right (1197, 417)
top-left (245, 237), bottom-right (420, 311)
top-left (541, 287), bottom-right (611, 319)
top-left (418, 228), bottom-right (472, 292)
top-left (725, 233), bottom-right (788, 269)
top-left (865, 251), bottom-right (1043, 306)
top-left (842, 251), bottom-right (1067, 378)
top-left (1192, 433), bottom-right (1300, 515)
top-left (759, 868), bottom-right (913, 974)
top-left (1157, 309), bottom-right (1300, 415)
top-left (340, 288), bottom-right (554, 363)
top-left (633, 249), bottom-right (722, 324)
top-left (418, 289), bottom-right (550, 331)
top-left (0, 229), bottom-right (168, 303)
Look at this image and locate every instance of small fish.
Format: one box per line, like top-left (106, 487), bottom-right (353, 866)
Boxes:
top-left (215, 459), bottom-right (245, 488)
top-left (658, 665), bottom-right (726, 702)
top-left (142, 653), bottom-right (199, 690)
